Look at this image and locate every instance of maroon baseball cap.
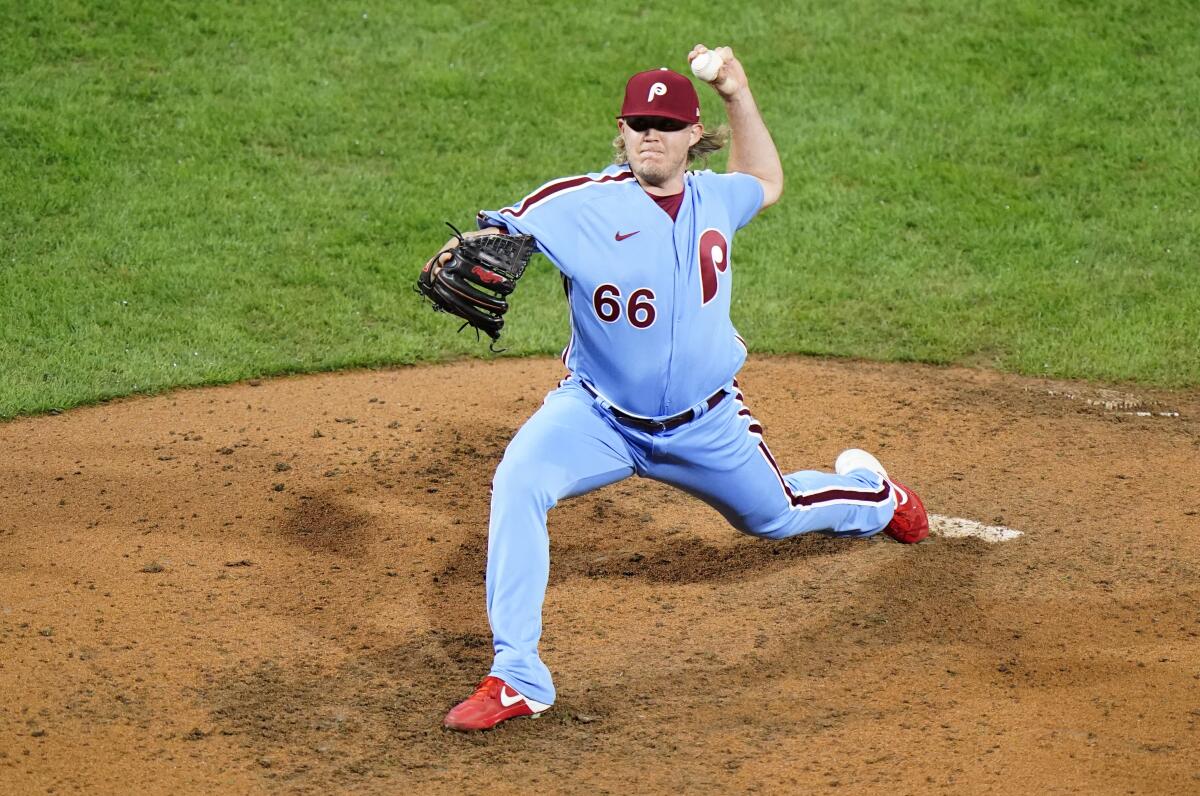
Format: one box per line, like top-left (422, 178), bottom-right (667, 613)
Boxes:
top-left (618, 68), bottom-right (700, 123)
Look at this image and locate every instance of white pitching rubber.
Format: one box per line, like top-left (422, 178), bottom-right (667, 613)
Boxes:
top-left (929, 514), bottom-right (1023, 543)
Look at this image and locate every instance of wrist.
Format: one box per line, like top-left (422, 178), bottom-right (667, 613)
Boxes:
top-left (721, 86), bottom-right (756, 108)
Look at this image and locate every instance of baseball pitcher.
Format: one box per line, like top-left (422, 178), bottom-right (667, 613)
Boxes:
top-left (418, 45), bottom-right (929, 732)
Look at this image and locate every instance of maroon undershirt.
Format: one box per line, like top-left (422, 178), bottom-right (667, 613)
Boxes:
top-left (646, 188), bottom-right (685, 221)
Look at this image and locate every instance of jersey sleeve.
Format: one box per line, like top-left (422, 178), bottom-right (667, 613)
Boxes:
top-left (703, 171), bottom-right (765, 230)
top-left (476, 200), bottom-right (573, 276)
top-left (475, 166), bottom-right (629, 278)
top-left (472, 181), bottom-right (576, 266)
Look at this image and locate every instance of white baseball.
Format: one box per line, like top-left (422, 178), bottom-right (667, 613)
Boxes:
top-left (691, 50), bottom-right (723, 82)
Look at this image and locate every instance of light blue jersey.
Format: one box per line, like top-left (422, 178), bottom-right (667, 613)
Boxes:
top-left (479, 164), bottom-right (762, 417)
top-left (468, 163), bottom-right (898, 707)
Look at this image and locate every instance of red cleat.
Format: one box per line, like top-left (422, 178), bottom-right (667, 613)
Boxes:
top-left (835, 449), bottom-right (930, 544)
top-left (443, 676), bottom-right (550, 732)
top-left (881, 478), bottom-right (929, 543)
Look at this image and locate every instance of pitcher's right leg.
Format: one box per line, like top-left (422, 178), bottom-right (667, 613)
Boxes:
top-left (483, 382), bottom-right (634, 707)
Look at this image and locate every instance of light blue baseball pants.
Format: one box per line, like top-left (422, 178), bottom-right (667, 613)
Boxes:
top-left (485, 378), bottom-right (895, 704)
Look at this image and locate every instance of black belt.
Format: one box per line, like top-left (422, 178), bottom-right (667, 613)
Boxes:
top-left (580, 382), bottom-right (727, 433)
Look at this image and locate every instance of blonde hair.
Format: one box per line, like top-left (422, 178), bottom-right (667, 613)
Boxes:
top-left (612, 124), bottom-right (731, 169)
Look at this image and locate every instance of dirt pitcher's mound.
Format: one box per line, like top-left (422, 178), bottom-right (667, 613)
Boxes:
top-left (1, 357), bottom-right (1198, 795)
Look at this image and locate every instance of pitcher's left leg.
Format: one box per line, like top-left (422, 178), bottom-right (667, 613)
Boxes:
top-left (647, 389), bottom-right (896, 540)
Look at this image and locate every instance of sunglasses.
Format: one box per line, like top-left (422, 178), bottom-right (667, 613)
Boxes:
top-left (624, 116), bottom-right (691, 133)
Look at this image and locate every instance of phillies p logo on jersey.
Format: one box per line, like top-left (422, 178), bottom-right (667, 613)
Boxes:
top-left (698, 228), bottom-right (730, 305)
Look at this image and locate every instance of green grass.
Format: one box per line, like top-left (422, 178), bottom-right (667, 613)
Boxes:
top-left (2, 0), bottom-right (1198, 418)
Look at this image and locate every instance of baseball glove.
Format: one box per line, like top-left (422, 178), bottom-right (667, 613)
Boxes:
top-left (416, 222), bottom-right (537, 349)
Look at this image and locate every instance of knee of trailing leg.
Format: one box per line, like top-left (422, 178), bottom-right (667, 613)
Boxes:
top-left (732, 513), bottom-right (792, 541)
top-left (702, 499), bottom-right (779, 539)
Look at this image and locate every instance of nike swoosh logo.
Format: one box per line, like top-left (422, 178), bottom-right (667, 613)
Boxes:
top-left (892, 483), bottom-right (909, 506)
top-left (499, 687), bottom-right (523, 708)
top-left (615, 230), bottom-right (640, 242)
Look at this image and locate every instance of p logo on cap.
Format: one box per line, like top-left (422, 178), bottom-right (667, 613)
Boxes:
top-left (619, 68), bottom-right (700, 124)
